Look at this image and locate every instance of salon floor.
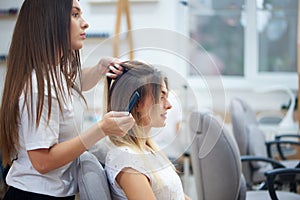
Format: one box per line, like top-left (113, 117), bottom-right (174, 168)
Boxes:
top-left (178, 154), bottom-right (198, 200)
top-left (181, 173), bottom-right (197, 200)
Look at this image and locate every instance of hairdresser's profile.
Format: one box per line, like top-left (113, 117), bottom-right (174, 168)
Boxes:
top-left (0, 0), bottom-right (134, 199)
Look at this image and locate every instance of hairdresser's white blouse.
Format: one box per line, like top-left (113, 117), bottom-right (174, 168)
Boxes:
top-left (6, 71), bottom-right (81, 197)
top-left (105, 146), bottom-right (185, 200)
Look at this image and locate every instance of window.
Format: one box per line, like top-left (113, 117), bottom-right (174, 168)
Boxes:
top-left (258, 0), bottom-right (298, 73)
top-left (189, 0), bottom-right (245, 76)
top-left (188, 0), bottom-right (298, 89)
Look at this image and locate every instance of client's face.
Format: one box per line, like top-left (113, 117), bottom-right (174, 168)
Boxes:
top-left (137, 81), bottom-right (172, 129)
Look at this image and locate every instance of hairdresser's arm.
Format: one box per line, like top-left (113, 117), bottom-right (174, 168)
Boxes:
top-left (28, 112), bottom-right (134, 174)
top-left (116, 168), bottom-right (156, 200)
top-left (81, 57), bottom-right (123, 91)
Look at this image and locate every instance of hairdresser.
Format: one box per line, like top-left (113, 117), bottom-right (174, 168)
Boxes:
top-left (0, 0), bottom-right (134, 199)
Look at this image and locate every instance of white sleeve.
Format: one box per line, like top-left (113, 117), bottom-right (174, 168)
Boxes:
top-left (19, 89), bottom-right (60, 151)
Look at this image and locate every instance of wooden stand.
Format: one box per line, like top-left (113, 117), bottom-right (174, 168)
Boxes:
top-left (113, 0), bottom-right (134, 59)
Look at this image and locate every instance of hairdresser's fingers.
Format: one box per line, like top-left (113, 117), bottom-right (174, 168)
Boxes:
top-left (113, 114), bottom-right (135, 133)
top-left (79, 111), bottom-right (133, 149)
top-left (105, 72), bottom-right (117, 79)
top-left (107, 111), bottom-right (130, 117)
top-left (99, 57), bottom-right (121, 74)
top-left (111, 113), bottom-right (135, 130)
top-left (98, 119), bottom-right (125, 137)
top-left (98, 57), bottom-right (113, 75)
top-left (99, 57), bottom-right (114, 68)
top-left (100, 112), bottom-right (135, 137)
top-left (106, 64), bottom-right (124, 79)
top-left (108, 57), bottom-right (122, 64)
top-left (110, 64), bottom-right (124, 75)
top-left (102, 57), bottom-right (122, 69)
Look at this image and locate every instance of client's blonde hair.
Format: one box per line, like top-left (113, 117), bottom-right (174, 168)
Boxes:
top-left (105, 60), bottom-right (168, 152)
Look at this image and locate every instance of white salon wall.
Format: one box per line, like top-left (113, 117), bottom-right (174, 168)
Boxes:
top-left (0, 0), bottom-right (296, 125)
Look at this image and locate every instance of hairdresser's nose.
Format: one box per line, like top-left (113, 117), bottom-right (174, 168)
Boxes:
top-left (81, 17), bottom-right (89, 30)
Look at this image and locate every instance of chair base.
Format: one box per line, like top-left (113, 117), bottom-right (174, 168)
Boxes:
top-left (246, 190), bottom-right (300, 200)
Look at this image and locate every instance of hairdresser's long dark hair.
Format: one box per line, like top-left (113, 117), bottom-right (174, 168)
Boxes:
top-left (0, 0), bottom-right (83, 166)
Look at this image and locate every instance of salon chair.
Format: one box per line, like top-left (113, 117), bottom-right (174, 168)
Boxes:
top-left (75, 151), bottom-right (111, 200)
top-left (189, 111), bottom-right (300, 200)
top-left (229, 97), bottom-right (300, 189)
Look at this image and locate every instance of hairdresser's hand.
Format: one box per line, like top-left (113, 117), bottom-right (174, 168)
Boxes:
top-left (98, 57), bottom-right (124, 79)
top-left (98, 111), bottom-right (135, 137)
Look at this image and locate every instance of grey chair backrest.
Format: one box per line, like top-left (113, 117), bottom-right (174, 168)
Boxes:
top-left (89, 137), bottom-right (114, 166)
top-left (189, 111), bottom-right (244, 200)
top-left (229, 97), bottom-right (273, 186)
top-left (75, 151), bottom-right (112, 200)
top-left (229, 97), bottom-right (258, 156)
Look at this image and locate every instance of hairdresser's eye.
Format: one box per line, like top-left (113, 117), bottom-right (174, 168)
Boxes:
top-left (72, 12), bottom-right (81, 18)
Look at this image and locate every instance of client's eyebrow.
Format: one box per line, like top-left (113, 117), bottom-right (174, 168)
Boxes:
top-left (72, 6), bottom-right (82, 12)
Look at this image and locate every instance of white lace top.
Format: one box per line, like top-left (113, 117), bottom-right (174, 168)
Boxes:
top-left (105, 146), bottom-right (185, 200)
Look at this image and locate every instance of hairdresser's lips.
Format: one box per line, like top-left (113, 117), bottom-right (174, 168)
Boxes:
top-left (80, 33), bottom-right (86, 39)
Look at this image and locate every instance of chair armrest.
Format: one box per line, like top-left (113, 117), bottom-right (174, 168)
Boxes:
top-left (264, 168), bottom-right (300, 200)
top-left (275, 134), bottom-right (300, 160)
top-left (275, 134), bottom-right (300, 140)
top-left (241, 155), bottom-right (286, 169)
top-left (265, 140), bottom-right (300, 160)
top-left (241, 156), bottom-right (286, 190)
